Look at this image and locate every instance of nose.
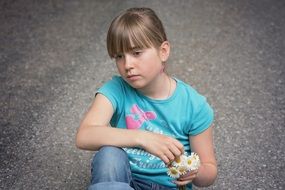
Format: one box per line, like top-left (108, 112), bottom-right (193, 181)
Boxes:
top-left (124, 54), bottom-right (134, 71)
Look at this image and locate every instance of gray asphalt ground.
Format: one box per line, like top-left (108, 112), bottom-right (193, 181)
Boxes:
top-left (1, 0), bottom-right (284, 189)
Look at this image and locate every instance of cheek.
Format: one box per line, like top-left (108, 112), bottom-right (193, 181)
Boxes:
top-left (116, 63), bottom-right (125, 74)
top-left (147, 57), bottom-right (163, 72)
top-left (143, 54), bottom-right (162, 68)
top-left (142, 62), bottom-right (162, 77)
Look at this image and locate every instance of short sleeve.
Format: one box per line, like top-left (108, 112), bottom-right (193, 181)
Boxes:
top-left (96, 76), bottom-right (125, 116)
top-left (186, 88), bottom-right (214, 136)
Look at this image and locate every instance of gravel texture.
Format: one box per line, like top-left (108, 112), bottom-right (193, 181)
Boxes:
top-left (1, 0), bottom-right (284, 189)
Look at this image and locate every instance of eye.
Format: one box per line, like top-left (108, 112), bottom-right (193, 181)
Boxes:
top-left (133, 50), bottom-right (142, 56)
top-left (114, 54), bottom-right (124, 60)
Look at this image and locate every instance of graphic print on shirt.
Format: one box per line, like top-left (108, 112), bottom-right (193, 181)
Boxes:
top-left (125, 104), bottom-right (157, 129)
top-left (124, 104), bottom-right (169, 169)
top-left (123, 104), bottom-right (178, 169)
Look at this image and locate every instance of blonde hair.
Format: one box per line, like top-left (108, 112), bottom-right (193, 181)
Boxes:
top-left (107, 7), bottom-right (167, 58)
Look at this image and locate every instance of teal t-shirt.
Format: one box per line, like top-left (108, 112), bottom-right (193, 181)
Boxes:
top-left (97, 76), bottom-right (214, 189)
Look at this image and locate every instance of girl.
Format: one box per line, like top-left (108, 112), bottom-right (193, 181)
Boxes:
top-left (76, 7), bottom-right (217, 190)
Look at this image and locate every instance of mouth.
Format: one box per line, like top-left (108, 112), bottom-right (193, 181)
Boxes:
top-left (127, 75), bottom-right (140, 81)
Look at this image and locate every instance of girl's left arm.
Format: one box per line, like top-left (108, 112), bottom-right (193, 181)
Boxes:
top-left (174, 126), bottom-right (217, 187)
top-left (191, 125), bottom-right (217, 187)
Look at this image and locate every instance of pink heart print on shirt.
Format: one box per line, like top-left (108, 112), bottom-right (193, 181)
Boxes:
top-left (125, 104), bottom-right (157, 129)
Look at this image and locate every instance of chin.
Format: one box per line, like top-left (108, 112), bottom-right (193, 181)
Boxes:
top-left (127, 81), bottom-right (146, 90)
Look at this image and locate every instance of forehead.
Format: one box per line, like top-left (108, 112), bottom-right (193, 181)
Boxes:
top-left (115, 35), bottom-right (150, 54)
top-left (108, 23), bottom-right (155, 57)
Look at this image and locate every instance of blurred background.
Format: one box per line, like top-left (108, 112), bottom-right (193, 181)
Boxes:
top-left (1, 0), bottom-right (284, 189)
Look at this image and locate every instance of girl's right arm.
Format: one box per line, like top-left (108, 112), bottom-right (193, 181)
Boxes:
top-left (76, 93), bottom-right (140, 151)
top-left (75, 94), bottom-right (183, 163)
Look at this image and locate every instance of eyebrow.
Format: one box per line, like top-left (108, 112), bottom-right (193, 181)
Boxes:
top-left (113, 46), bottom-right (142, 57)
top-left (130, 46), bottom-right (141, 50)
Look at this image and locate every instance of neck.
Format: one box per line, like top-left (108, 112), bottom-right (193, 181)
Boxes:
top-left (138, 73), bottom-right (173, 100)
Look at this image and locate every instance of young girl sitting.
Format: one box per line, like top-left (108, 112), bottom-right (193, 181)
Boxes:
top-left (76, 7), bottom-right (217, 190)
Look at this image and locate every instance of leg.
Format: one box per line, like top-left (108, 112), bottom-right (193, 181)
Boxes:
top-left (131, 177), bottom-right (176, 190)
top-left (88, 146), bottom-right (134, 190)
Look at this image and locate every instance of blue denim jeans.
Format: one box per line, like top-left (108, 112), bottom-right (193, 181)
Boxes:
top-left (88, 146), bottom-right (175, 190)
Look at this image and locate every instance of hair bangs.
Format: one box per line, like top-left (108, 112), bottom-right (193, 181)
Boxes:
top-left (107, 14), bottom-right (154, 58)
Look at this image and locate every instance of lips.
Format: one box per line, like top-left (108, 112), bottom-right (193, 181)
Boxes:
top-left (127, 75), bottom-right (140, 81)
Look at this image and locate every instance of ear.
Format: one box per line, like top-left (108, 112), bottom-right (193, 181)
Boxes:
top-left (159, 41), bottom-right (170, 62)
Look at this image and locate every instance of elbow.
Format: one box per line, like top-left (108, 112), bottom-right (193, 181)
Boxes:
top-left (75, 139), bottom-right (83, 150)
top-left (75, 127), bottom-right (90, 150)
top-left (75, 127), bottom-right (100, 151)
top-left (207, 167), bottom-right (218, 186)
top-left (193, 164), bottom-right (218, 187)
top-left (75, 130), bottom-right (85, 149)
top-left (205, 166), bottom-right (217, 187)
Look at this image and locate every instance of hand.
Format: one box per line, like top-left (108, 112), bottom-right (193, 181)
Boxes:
top-left (173, 169), bottom-right (198, 186)
top-left (138, 131), bottom-right (184, 164)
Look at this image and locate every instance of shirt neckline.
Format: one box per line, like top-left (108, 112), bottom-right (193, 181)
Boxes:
top-left (134, 77), bottom-right (180, 104)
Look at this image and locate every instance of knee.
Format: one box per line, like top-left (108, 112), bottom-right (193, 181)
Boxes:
top-left (91, 146), bottom-right (129, 171)
top-left (93, 146), bottom-right (128, 162)
top-left (97, 146), bottom-right (126, 156)
top-left (90, 146), bottom-right (131, 183)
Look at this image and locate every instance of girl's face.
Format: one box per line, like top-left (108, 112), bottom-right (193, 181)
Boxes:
top-left (114, 42), bottom-right (169, 90)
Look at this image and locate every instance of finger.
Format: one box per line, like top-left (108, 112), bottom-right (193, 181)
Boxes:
top-left (169, 144), bottom-right (183, 157)
top-left (179, 173), bottom-right (197, 181)
top-left (173, 139), bottom-right (184, 153)
top-left (160, 154), bottom-right (170, 164)
top-left (163, 149), bottom-right (175, 163)
top-left (179, 170), bottom-right (198, 180)
top-left (173, 179), bottom-right (192, 186)
top-left (180, 170), bottom-right (198, 178)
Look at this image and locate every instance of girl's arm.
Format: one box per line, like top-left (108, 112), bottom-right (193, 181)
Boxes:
top-left (191, 126), bottom-right (217, 187)
top-left (76, 93), bottom-right (142, 150)
top-left (174, 126), bottom-right (217, 187)
top-left (76, 94), bottom-right (183, 163)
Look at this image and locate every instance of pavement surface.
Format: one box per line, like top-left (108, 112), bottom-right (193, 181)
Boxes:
top-left (1, 0), bottom-right (284, 189)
